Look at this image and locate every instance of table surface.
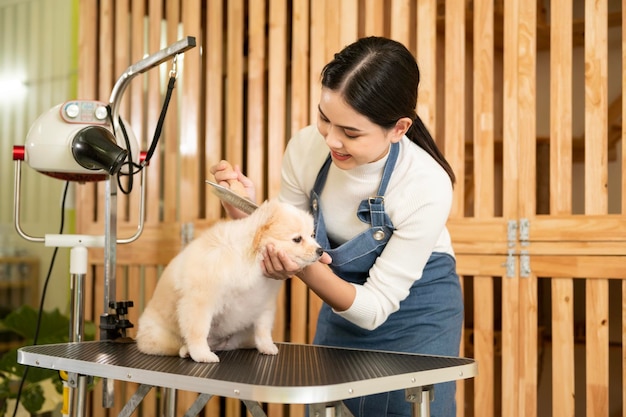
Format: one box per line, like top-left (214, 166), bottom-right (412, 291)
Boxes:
top-left (18, 341), bottom-right (476, 404)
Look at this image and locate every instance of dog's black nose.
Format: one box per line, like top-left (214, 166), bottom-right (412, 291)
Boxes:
top-left (316, 247), bottom-right (324, 256)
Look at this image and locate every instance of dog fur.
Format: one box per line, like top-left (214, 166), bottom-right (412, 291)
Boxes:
top-left (135, 199), bottom-right (323, 363)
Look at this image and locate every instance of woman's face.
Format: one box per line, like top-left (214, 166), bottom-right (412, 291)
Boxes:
top-left (316, 88), bottom-right (409, 170)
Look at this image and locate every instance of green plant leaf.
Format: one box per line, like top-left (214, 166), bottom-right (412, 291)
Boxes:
top-left (2, 306), bottom-right (69, 341)
top-left (0, 374), bottom-right (9, 416)
top-left (0, 306), bottom-right (97, 415)
top-left (21, 382), bottom-right (45, 414)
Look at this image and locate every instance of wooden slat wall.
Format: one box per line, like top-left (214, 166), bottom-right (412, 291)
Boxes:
top-left (583, 0), bottom-right (610, 415)
top-left (517, 0), bottom-right (538, 416)
top-left (622, 7), bottom-right (626, 417)
top-left (500, 2), bottom-right (521, 414)
top-left (73, 1), bottom-right (626, 417)
top-left (472, 0), bottom-right (496, 415)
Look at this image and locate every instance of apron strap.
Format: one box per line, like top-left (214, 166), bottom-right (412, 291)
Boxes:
top-left (312, 142), bottom-right (400, 228)
top-left (357, 142), bottom-right (399, 226)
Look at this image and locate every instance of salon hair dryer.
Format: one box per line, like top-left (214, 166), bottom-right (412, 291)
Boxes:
top-left (20, 100), bottom-right (136, 182)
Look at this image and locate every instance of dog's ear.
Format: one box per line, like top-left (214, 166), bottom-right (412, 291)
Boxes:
top-left (253, 199), bottom-right (280, 222)
top-left (251, 200), bottom-right (283, 251)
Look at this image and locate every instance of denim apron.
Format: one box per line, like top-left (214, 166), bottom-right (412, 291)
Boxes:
top-left (310, 143), bottom-right (463, 417)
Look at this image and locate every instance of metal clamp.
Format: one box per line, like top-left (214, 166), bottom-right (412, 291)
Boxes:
top-left (405, 385), bottom-right (434, 417)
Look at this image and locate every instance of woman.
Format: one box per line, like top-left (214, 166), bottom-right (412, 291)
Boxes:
top-left (211, 36), bottom-right (463, 417)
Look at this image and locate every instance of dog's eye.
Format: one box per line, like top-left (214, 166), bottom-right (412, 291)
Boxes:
top-left (293, 236), bottom-right (303, 243)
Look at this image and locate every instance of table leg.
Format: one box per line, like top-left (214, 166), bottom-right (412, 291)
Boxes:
top-left (161, 387), bottom-right (177, 417)
top-left (117, 384), bottom-right (153, 417)
top-left (183, 393), bottom-right (213, 417)
top-left (406, 385), bottom-right (434, 417)
top-left (242, 400), bottom-right (270, 417)
top-left (309, 401), bottom-right (354, 416)
top-left (68, 374), bottom-right (89, 417)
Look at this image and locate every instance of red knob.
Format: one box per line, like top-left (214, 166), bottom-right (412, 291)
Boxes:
top-left (13, 145), bottom-right (25, 161)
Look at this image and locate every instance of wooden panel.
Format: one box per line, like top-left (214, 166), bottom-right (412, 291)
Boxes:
top-left (86, 223), bottom-right (184, 264)
top-left (501, 0), bottom-right (521, 415)
top-left (531, 256), bottom-right (626, 279)
top-left (289, 0), bottom-right (311, 352)
top-left (267, 0), bottom-right (288, 198)
top-left (623, 2), bottom-right (626, 214)
top-left (623, 281), bottom-right (626, 417)
top-left (550, 1), bottom-right (573, 217)
top-left (455, 254), bottom-right (508, 277)
top-left (247, 0), bottom-right (267, 199)
top-left (447, 215), bottom-right (510, 241)
top-left (586, 279), bottom-right (609, 417)
top-left (144, 0), bottom-right (164, 223)
top-left (129, 0), bottom-right (146, 151)
top-left (528, 215), bottom-right (626, 242)
top-left (551, 278), bottom-right (575, 417)
top-left (308, 0), bottom-right (326, 123)
top-left (306, 0), bottom-right (327, 345)
top-left (524, 241), bottom-right (626, 256)
top-left (415, 0), bottom-right (437, 135)
top-left (473, 276), bottom-right (495, 417)
top-left (324, 3), bottom-right (340, 66)
top-left (290, 0), bottom-right (310, 136)
top-left (225, 0), bottom-right (245, 170)
top-left (516, 0), bottom-right (536, 215)
top-left (267, 0), bottom-right (288, 399)
top-left (518, 274), bottom-right (538, 417)
top-left (584, 0), bottom-right (609, 216)
top-left (125, 1), bottom-right (145, 226)
top-left (363, 0), bottom-right (385, 36)
top-left (340, 0), bottom-right (358, 46)
top-left (622, 7), bottom-right (626, 416)
top-left (584, 0), bottom-right (610, 415)
top-left (162, 0), bottom-right (181, 224)
top-left (501, 269), bottom-right (519, 417)
top-left (204, 0), bottom-right (225, 220)
top-left (549, 0), bottom-right (575, 413)
top-left (472, 0), bottom-right (494, 219)
top-left (180, 0), bottom-right (202, 224)
top-left (444, 0), bottom-right (466, 219)
top-left (390, 0), bottom-right (411, 44)
top-left (517, 1), bottom-right (538, 415)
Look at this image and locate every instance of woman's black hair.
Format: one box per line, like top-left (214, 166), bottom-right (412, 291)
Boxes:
top-left (321, 36), bottom-right (456, 185)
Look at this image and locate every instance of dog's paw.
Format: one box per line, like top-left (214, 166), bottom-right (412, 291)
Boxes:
top-left (256, 340), bottom-right (279, 356)
top-left (188, 345), bottom-right (220, 363)
top-left (179, 345), bottom-right (189, 358)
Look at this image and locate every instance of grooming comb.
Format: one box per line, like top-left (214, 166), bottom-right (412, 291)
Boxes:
top-left (205, 180), bottom-right (259, 214)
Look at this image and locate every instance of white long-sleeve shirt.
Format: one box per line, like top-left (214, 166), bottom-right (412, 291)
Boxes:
top-left (279, 125), bottom-right (455, 330)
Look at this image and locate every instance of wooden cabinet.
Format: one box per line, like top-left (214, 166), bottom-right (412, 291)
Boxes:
top-left (0, 256), bottom-right (39, 351)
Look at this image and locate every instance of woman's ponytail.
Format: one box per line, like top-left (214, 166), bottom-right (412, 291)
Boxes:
top-left (407, 116), bottom-right (456, 185)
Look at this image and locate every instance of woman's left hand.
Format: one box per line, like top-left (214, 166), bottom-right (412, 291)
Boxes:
top-left (262, 244), bottom-right (331, 280)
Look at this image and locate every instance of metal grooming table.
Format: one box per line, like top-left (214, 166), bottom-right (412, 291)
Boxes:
top-left (18, 341), bottom-right (476, 416)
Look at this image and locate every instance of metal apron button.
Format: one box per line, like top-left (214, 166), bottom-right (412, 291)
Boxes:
top-left (373, 229), bottom-right (385, 240)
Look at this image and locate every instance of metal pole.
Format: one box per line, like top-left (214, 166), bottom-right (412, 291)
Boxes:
top-left (407, 385), bottom-right (434, 417)
top-left (161, 388), bottom-right (177, 417)
top-left (101, 177), bottom-right (117, 408)
top-left (68, 246), bottom-right (88, 417)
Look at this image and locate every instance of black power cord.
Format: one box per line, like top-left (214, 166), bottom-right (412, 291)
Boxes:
top-left (113, 73), bottom-right (178, 195)
top-left (11, 180), bottom-right (70, 417)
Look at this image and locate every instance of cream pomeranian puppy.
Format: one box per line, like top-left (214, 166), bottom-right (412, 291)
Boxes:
top-left (136, 199), bottom-right (323, 363)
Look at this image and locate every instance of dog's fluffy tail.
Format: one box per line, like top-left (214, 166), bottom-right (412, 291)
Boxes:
top-left (136, 316), bottom-right (182, 356)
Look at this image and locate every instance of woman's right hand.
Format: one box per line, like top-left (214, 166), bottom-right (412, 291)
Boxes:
top-left (209, 160), bottom-right (257, 218)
